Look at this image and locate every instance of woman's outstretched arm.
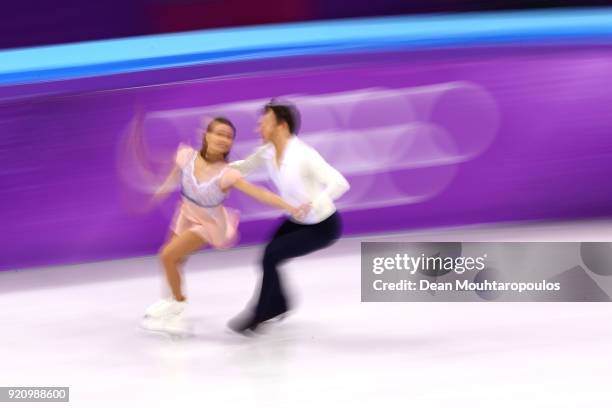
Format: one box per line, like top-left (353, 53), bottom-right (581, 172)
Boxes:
top-left (231, 178), bottom-right (309, 220)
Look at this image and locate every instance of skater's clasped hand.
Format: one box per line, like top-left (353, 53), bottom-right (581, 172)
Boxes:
top-left (291, 202), bottom-right (312, 220)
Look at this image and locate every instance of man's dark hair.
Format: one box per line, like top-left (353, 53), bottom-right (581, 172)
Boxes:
top-left (263, 99), bottom-right (301, 135)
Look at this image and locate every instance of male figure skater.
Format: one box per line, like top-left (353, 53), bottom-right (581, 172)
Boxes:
top-left (229, 100), bottom-right (350, 333)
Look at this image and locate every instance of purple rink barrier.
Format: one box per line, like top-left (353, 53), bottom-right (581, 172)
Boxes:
top-left (2, 45), bottom-right (612, 270)
top-left (128, 82), bottom-right (498, 221)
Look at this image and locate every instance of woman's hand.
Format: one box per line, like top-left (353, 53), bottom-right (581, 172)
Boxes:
top-left (290, 202), bottom-right (312, 221)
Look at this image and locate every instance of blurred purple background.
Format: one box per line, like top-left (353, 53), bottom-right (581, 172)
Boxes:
top-left (2, 44), bottom-right (612, 270)
top-left (2, 0), bottom-right (611, 49)
top-left (2, 2), bottom-right (612, 271)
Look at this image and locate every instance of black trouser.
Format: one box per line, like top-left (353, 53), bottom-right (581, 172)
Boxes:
top-left (254, 211), bottom-right (342, 321)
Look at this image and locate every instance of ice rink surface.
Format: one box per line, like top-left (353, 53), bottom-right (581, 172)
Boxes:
top-left (1, 219), bottom-right (611, 407)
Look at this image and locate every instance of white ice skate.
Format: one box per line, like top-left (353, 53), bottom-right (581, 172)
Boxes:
top-left (143, 298), bottom-right (185, 319)
top-left (141, 299), bottom-right (193, 338)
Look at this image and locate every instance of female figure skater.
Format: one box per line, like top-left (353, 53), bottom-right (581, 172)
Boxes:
top-left (142, 116), bottom-right (309, 334)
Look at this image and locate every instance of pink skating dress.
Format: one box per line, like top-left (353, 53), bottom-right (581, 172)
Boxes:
top-left (171, 145), bottom-right (241, 248)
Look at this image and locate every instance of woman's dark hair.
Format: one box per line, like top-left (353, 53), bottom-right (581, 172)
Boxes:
top-left (200, 116), bottom-right (236, 162)
top-left (263, 99), bottom-right (301, 135)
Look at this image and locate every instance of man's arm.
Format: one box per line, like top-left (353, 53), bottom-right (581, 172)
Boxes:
top-left (228, 143), bottom-right (271, 177)
top-left (304, 147), bottom-right (350, 207)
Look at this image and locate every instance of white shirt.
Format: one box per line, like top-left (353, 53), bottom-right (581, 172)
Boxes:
top-left (230, 137), bottom-right (350, 224)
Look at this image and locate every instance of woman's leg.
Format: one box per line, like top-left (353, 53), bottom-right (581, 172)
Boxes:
top-left (159, 230), bottom-right (208, 302)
